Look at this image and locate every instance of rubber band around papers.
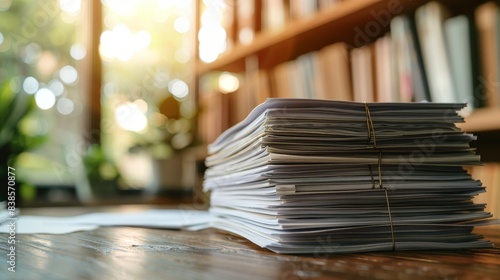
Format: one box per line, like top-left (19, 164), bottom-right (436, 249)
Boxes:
top-left (364, 102), bottom-right (396, 251)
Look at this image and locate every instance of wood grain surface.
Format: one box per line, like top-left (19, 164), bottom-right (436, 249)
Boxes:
top-left (1, 206), bottom-right (499, 280)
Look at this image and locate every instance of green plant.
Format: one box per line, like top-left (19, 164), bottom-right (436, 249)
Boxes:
top-left (0, 79), bottom-right (46, 202)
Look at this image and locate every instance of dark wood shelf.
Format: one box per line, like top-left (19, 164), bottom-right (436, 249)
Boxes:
top-left (459, 108), bottom-right (500, 133)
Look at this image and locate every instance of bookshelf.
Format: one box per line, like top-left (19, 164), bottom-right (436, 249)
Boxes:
top-left (196, 0), bottom-right (489, 73)
top-left (195, 0), bottom-right (500, 134)
top-left (193, 0), bottom-right (500, 216)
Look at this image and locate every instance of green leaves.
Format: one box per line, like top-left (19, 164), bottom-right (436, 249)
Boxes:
top-left (0, 78), bottom-right (44, 166)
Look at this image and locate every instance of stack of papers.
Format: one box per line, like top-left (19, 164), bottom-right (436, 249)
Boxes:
top-left (204, 98), bottom-right (494, 254)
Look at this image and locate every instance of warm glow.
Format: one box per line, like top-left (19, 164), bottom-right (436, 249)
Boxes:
top-left (133, 99), bottom-right (148, 114)
top-left (199, 46), bottom-right (219, 63)
top-left (174, 48), bottom-right (190, 63)
top-left (100, 25), bottom-right (151, 61)
top-left (101, 0), bottom-right (137, 16)
top-left (37, 51), bottom-right (59, 76)
top-left (58, 0), bottom-right (80, 14)
top-left (198, 2), bottom-right (227, 63)
top-left (115, 101), bottom-right (148, 133)
top-left (134, 30), bottom-right (151, 50)
top-left (174, 16), bottom-right (190, 33)
top-left (219, 72), bottom-right (239, 93)
top-left (156, 0), bottom-right (191, 11)
top-left (151, 112), bottom-right (167, 127)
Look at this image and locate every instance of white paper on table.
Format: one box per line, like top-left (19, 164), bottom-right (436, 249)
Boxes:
top-left (0, 216), bottom-right (99, 234)
top-left (0, 209), bottom-right (213, 234)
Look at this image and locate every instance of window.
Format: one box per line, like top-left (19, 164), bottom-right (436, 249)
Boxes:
top-left (0, 0), bottom-right (87, 203)
top-left (100, 0), bottom-right (195, 190)
top-left (0, 0), bottom-right (195, 205)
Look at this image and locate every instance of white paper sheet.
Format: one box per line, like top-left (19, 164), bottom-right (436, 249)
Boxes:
top-left (0, 209), bottom-right (213, 234)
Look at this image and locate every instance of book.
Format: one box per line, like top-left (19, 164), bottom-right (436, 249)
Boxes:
top-left (197, 75), bottom-right (230, 144)
top-left (407, 13), bottom-right (432, 103)
top-left (415, 2), bottom-right (456, 103)
top-left (256, 69), bottom-right (272, 104)
top-left (397, 14), bottom-right (432, 102)
top-left (391, 16), bottom-right (414, 102)
top-left (290, 0), bottom-right (318, 21)
top-left (272, 61), bottom-right (294, 98)
top-left (317, 42), bottom-right (353, 101)
top-left (351, 45), bottom-right (375, 102)
top-left (262, 0), bottom-right (288, 32)
top-left (375, 34), bottom-right (396, 102)
top-left (295, 52), bottom-right (316, 99)
top-left (444, 15), bottom-right (477, 113)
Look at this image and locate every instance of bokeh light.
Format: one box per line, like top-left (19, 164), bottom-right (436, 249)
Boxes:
top-left (48, 79), bottom-right (65, 96)
top-left (56, 97), bottom-right (75, 115)
top-left (21, 43), bottom-right (42, 64)
top-left (23, 76), bottom-right (39, 94)
top-left (198, 2), bottom-right (226, 63)
top-left (219, 72), bottom-right (239, 93)
top-left (70, 43), bottom-right (87, 60)
top-left (35, 88), bottom-right (56, 110)
top-left (168, 79), bottom-right (189, 100)
top-left (115, 101), bottom-right (148, 133)
top-left (174, 48), bottom-right (190, 63)
top-left (59, 0), bottom-right (80, 14)
top-left (59, 65), bottom-right (78, 85)
top-left (174, 16), bottom-right (190, 33)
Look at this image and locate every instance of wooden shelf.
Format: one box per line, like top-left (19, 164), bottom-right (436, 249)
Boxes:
top-left (196, 0), bottom-right (487, 75)
top-left (198, 0), bottom-right (387, 74)
top-left (459, 108), bottom-right (500, 133)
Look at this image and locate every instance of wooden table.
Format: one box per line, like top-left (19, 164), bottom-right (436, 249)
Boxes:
top-left (2, 205), bottom-right (499, 279)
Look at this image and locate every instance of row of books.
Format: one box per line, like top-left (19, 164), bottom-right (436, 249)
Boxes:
top-left (469, 163), bottom-right (500, 219)
top-left (272, 1), bottom-right (500, 108)
top-left (221, 0), bottom-right (342, 47)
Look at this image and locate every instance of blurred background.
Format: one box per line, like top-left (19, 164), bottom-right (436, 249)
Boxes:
top-left (2, 0), bottom-right (499, 216)
top-left (0, 0), bottom-right (203, 206)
